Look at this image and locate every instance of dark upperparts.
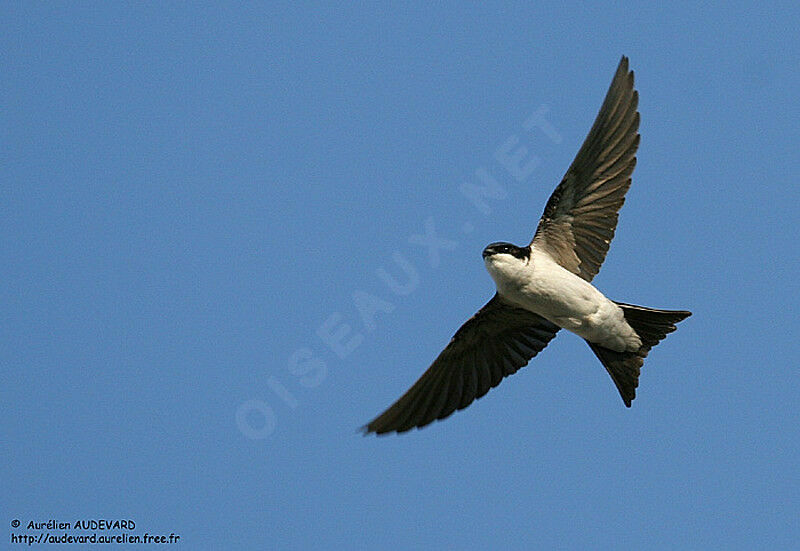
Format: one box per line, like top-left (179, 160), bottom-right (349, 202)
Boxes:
top-left (482, 242), bottom-right (531, 260)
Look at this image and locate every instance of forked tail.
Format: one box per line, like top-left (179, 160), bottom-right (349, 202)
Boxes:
top-left (587, 302), bottom-right (691, 406)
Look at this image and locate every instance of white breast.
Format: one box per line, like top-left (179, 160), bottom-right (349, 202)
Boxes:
top-left (484, 249), bottom-right (641, 352)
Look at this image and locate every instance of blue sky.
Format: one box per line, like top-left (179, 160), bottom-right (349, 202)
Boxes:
top-left (3, 3), bottom-right (799, 549)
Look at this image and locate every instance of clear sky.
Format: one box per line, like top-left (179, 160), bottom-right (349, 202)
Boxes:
top-left (3, 3), bottom-right (799, 550)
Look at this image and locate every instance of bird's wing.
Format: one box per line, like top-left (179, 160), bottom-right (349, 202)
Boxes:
top-left (364, 294), bottom-right (560, 435)
top-left (531, 56), bottom-right (640, 282)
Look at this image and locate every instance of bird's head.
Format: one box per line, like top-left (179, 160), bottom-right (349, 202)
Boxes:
top-left (483, 242), bottom-right (532, 291)
top-left (482, 242), bottom-right (530, 261)
top-left (483, 241), bottom-right (531, 274)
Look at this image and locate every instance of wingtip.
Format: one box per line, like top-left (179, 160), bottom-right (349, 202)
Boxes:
top-left (360, 420), bottom-right (387, 436)
top-left (613, 55), bottom-right (634, 88)
top-left (361, 426), bottom-right (400, 437)
top-left (359, 421), bottom-right (396, 436)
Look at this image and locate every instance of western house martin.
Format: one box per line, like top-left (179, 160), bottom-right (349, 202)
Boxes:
top-left (364, 57), bottom-right (691, 435)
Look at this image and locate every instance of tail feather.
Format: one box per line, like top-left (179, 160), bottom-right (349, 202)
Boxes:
top-left (587, 303), bottom-right (691, 406)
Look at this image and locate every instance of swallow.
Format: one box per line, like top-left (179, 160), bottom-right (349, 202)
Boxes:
top-left (365, 57), bottom-right (691, 435)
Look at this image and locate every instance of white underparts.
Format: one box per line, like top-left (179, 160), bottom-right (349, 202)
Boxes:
top-left (484, 248), bottom-right (642, 352)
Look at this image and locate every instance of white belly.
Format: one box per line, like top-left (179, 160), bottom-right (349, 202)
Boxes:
top-left (485, 249), bottom-right (641, 352)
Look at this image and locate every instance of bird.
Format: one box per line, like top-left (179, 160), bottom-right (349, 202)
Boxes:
top-left (364, 56), bottom-right (691, 435)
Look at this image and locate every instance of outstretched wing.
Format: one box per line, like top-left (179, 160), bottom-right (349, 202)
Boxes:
top-left (532, 56), bottom-right (640, 282)
top-left (364, 294), bottom-right (560, 435)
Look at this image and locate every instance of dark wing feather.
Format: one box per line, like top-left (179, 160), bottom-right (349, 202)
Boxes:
top-left (364, 294), bottom-right (560, 435)
top-left (532, 56), bottom-right (640, 282)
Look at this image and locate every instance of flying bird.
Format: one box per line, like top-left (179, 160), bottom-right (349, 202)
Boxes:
top-left (364, 57), bottom-right (691, 435)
